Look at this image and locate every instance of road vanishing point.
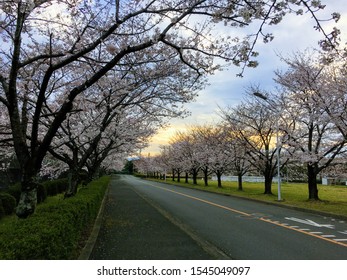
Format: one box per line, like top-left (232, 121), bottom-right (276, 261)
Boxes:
top-left (88, 175), bottom-right (347, 260)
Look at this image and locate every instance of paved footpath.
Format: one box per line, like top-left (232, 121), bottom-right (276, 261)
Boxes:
top-left (86, 175), bottom-right (213, 260)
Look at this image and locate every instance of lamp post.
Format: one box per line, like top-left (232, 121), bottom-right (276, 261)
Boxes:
top-left (254, 92), bottom-right (282, 201)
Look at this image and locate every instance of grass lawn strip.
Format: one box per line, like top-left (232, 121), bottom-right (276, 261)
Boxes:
top-left (145, 178), bottom-right (347, 219)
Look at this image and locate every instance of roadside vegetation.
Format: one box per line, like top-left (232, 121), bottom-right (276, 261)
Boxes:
top-left (0, 176), bottom-right (109, 260)
top-left (145, 177), bottom-right (347, 219)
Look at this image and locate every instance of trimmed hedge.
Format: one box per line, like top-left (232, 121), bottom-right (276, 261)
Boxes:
top-left (0, 176), bottom-right (110, 259)
top-left (6, 178), bottom-right (69, 206)
top-left (42, 178), bottom-right (68, 197)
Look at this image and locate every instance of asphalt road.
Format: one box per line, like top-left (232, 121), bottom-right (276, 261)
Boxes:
top-left (88, 175), bottom-right (213, 260)
top-left (120, 175), bottom-right (347, 260)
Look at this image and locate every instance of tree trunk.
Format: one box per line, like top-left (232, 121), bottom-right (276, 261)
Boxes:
top-left (185, 172), bottom-right (189, 183)
top-left (172, 169), bottom-right (175, 181)
top-left (203, 167), bottom-right (208, 186)
top-left (177, 170), bottom-right (181, 182)
top-left (263, 164), bottom-right (273, 195)
top-left (264, 177), bottom-right (273, 194)
top-left (237, 173), bottom-right (243, 191)
top-left (216, 170), bottom-right (222, 188)
top-left (307, 164), bottom-right (319, 200)
top-left (16, 176), bottom-right (38, 219)
top-left (86, 164), bottom-right (101, 184)
top-left (192, 169), bottom-right (198, 185)
top-left (65, 171), bottom-right (79, 198)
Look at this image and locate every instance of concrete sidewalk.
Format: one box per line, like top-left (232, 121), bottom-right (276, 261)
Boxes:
top-left (84, 176), bottom-right (213, 260)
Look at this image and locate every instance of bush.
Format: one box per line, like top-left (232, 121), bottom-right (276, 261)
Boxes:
top-left (0, 176), bottom-right (110, 259)
top-left (43, 180), bottom-right (58, 196)
top-left (6, 178), bottom-right (69, 206)
top-left (7, 183), bottom-right (21, 204)
top-left (43, 178), bottom-right (68, 197)
top-left (0, 192), bottom-right (16, 215)
top-left (36, 183), bottom-right (47, 204)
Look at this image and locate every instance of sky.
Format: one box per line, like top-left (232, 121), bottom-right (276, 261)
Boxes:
top-left (142, 0), bottom-right (347, 156)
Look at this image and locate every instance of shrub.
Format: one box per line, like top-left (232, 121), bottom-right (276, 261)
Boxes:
top-left (43, 180), bottom-right (59, 196)
top-left (7, 183), bottom-right (21, 204)
top-left (43, 178), bottom-right (68, 197)
top-left (6, 178), bottom-right (69, 206)
top-left (36, 183), bottom-right (47, 203)
top-left (0, 176), bottom-right (110, 259)
top-left (0, 192), bottom-right (16, 215)
top-left (56, 178), bottom-right (68, 193)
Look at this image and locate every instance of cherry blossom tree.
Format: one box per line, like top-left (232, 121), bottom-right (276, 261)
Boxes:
top-left (160, 143), bottom-right (184, 182)
top-left (220, 95), bottom-right (283, 194)
top-left (133, 155), bottom-right (151, 177)
top-left (191, 124), bottom-right (232, 187)
top-left (84, 110), bottom-right (154, 181)
top-left (275, 52), bottom-right (347, 200)
top-left (310, 54), bottom-right (347, 139)
top-left (44, 50), bottom-right (191, 196)
top-left (157, 146), bottom-right (173, 180)
top-left (102, 152), bottom-right (129, 174)
top-left (157, 125), bottom-right (234, 188)
top-left (49, 99), bottom-right (157, 195)
top-left (134, 152), bottom-right (167, 179)
top-left (163, 138), bottom-right (197, 183)
top-left (221, 124), bottom-right (253, 191)
top-left (181, 131), bottom-right (203, 185)
top-left (184, 125), bottom-right (214, 186)
top-left (0, 0), bottom-right (341, 218)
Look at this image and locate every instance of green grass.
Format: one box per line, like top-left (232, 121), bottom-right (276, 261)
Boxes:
top-left (146, 178), bottom-right (347, 219)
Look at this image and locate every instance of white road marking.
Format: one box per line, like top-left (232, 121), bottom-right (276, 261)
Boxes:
top-left (285, 217), bottom-right (335, 229)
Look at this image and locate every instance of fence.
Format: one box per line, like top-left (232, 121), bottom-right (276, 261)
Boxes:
top-left (211, 175), bottom-right (280, 183)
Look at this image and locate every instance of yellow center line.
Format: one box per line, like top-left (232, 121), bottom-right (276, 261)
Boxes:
top-left (142, 181), bottom-right (347, 248)
top-left (144, 182), bottom-right (251, 217)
